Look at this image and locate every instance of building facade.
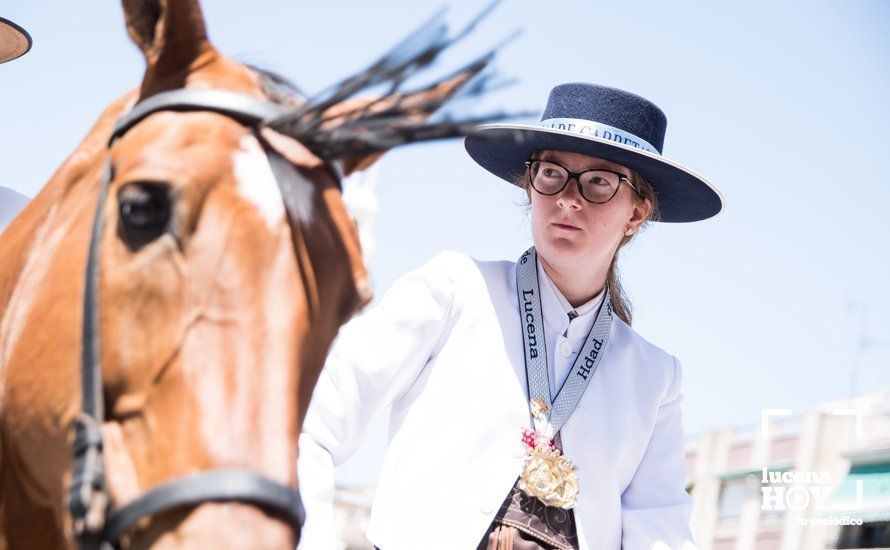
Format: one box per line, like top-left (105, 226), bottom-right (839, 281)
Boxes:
top-left (686, 392), bottom-right (890, 550)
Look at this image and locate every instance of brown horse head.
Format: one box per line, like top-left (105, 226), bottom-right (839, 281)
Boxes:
top-left (0, 0), bottom-right (507, 547)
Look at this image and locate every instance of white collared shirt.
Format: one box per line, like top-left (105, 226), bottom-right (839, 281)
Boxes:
top-left (535, 261), bottom-right (605, 399)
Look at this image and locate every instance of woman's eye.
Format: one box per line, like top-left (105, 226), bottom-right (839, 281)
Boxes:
top-left (542, 169), bottom-right (560, 178)
top-left (584, 175), bottom-right (611, 187)
top-left (117, 182), bottom-right (172, 250)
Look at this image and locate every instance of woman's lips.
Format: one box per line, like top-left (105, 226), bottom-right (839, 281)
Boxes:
top-left (551, 222), bottom-right (581, 231)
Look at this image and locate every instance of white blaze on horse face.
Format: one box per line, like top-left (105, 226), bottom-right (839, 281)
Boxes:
top-left (233, 135), bottom-right (285, 229)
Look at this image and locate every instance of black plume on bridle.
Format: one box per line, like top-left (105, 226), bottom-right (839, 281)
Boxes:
top-left (265, 0), bottom-right (525, 160)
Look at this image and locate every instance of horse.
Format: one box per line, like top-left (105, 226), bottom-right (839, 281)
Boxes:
top-left (0, 0), bottom-right (509, 547)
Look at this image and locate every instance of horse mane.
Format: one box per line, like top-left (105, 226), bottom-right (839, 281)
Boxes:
top-left (263, 1), bottom-right (522, 161)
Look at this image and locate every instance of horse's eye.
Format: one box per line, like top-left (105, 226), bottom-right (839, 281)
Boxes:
top-left (118, 182), bottom-right (171, 249)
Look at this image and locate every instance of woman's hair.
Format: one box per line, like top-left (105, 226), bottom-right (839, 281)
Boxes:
top-left (519, 158), bottom-right (660, 326)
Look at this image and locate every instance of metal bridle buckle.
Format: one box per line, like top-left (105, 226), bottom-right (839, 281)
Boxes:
top-left (67, 414), bottom-right (109, 539)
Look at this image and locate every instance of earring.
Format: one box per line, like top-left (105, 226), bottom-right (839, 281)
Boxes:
top-left (625, 227), bottom-right (634, 236)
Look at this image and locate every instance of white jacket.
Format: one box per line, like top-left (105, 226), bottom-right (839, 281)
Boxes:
top-left (298, 251), bottom-right (696, 550)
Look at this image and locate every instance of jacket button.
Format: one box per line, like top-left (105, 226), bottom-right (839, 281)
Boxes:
top-left (559, 339), bottom-right (573, 358)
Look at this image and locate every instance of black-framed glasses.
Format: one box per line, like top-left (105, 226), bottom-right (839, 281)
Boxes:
top-left (525, 159), bottom-right (637, 204)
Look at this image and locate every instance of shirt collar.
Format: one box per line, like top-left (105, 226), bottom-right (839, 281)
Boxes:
top-left (536, 259), bottom-right (605, 340)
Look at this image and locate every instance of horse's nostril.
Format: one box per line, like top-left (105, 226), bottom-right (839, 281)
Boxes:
top-left (118, 182), bottom-right (171, 250)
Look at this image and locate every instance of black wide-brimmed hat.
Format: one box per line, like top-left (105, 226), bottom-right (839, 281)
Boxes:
top-left (0, 16), bottom-right (31, 64)
top-left (464, 83), bottom-right (723, 222)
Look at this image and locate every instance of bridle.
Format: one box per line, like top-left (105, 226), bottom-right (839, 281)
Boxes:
top-left (68, 89), bottom-right (319, 549)
top-left (69, 89), bottom-right (312, 549)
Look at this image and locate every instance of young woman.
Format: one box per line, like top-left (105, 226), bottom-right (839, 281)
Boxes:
top-left (297, 83), bottom-right (722, 550)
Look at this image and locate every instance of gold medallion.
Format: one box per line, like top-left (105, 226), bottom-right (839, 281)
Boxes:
top-left (518, 398), bottom-right (580, 509)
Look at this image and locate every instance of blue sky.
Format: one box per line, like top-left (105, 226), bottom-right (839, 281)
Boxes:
top-left (2, 1), bottom-right (887, 486)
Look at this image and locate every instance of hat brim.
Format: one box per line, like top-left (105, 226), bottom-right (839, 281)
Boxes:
top-left (0, 17), bottom-right (32, 64)
top-left (464, 124), bottom-right (723, 223)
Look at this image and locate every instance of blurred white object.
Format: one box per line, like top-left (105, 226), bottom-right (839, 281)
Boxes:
top-left (340, 163), bottom-right (380, 268)
top-left (0, 186), bottom-right (29, 233)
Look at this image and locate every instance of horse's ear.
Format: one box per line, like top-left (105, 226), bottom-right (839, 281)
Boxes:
top-left (121, 0), bottom-right (213, 83)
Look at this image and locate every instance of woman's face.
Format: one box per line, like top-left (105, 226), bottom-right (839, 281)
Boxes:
top-left (529, 150), bottom-right (651, 271)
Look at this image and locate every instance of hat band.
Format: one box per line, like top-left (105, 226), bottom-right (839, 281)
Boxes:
top-left (539, 118), bottom-right (660, 155)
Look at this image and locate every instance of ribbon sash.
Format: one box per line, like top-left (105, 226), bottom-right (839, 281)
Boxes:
top-left (516, 247), bottom-right (613, 434)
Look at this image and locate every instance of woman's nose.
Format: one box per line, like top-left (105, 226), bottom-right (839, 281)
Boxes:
top-left (556, 177), bottom-right (583, 210)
